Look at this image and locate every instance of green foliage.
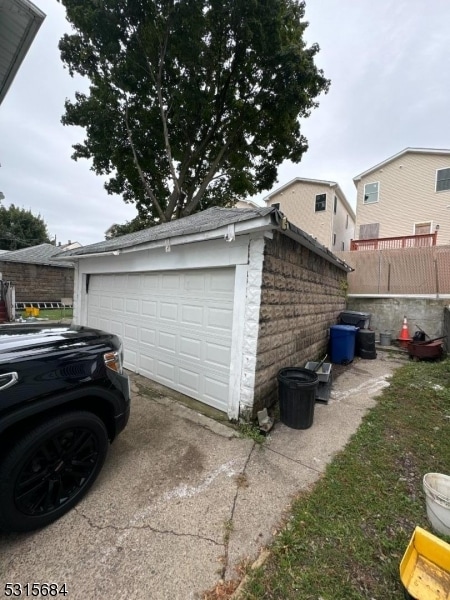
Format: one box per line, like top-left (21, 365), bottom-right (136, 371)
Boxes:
top-left (58, 0), bottom-right (329, 227)
top-left (105, 215), bottom-right (153, 239)
top-left (240, 359), bottom-right (450, 598)
top-left (0, 204), bottom-right (50, 250)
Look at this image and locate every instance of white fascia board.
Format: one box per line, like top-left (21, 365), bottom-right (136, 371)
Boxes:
top-left (57, 215), bottom-right (275, 261)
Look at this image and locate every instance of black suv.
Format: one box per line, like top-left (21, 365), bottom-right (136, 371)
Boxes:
top-left (0, 324), bottom-right (130, 533)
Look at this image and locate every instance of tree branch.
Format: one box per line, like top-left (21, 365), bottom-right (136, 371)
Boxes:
top-left (124, 103), bottom-right (166, 222)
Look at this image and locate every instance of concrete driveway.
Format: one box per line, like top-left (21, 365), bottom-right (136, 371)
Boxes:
top-left (0, 351), bottom-right (406, 599)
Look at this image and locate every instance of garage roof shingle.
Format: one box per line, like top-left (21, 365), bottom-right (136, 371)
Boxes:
top-left (0, 243), bottom-right (73, 267)
top-left (58, 207), bottom-right (274, 257)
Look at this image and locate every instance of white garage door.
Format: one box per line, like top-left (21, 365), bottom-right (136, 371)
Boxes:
top-left (86, 268), bottom-right (235, 412)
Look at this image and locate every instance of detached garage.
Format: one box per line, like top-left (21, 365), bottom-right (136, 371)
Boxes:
top-left (58, 207), bottom-right (351, 420)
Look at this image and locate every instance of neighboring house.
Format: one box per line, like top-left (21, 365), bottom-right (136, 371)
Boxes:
top-left (0, 0), bottom-right (45, 105)
top-left (353, 148), bottom-right (450, 245)
top-left (263, 178), bottom-right (356, 251)
top-left (57, 207), bottom-right (351, 421)
top-left (0, 243), bottom-right (74, 303)
top-left (234, 199), bottom-right (262, 209)
top-left (58, 240), bottom-right (82, 251)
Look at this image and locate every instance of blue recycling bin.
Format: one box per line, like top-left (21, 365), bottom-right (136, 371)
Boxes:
top-left (330, 325), bottom-right (358, 364)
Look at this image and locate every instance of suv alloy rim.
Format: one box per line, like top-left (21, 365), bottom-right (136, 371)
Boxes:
top-left (14, 427), bottom-right (100, 517)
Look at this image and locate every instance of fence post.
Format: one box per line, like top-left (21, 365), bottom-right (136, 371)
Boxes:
top-left (435, 258), bottom-right (439, 299)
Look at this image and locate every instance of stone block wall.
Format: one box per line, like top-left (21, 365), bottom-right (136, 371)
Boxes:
top-left (0, 262), bottom-right (74, 302)
top-left (253, 232), bottom-right (347, 413)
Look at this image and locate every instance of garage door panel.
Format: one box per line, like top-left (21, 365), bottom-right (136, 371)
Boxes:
top-left (86, 268), bottom-right (234, 412)
top-left (181, 304), bottom-right (203, 325)
top-left (140, 327), bottom-right (156, 346)
top-left (128, 274), bottom-right (141, 290)
top-left (210, 272), bottom-right (234, 292)
top-left (139, 355), bottom-right (154, 374)
top-left (205, 341), bottom-right (231, 368)
top-left (156, 359), bottom-right (176, 382)
top-left (179, 336), bottom-right (201, 360)
top-left (112, 297), bottom-right (124, 311)
top-left (178, 368), bottom-right (199, 393)
top-left (126, 299), bottom-right (139, 314)
top-left (184, 273), bottom-right (205, 292)
top-left (207, 307), bottom-right (233, 330)
top-left (142, 300), bottom-right (157, 317)
top-left (124, 349), bottom-right (137, 369)
top-left (108, 320), bottom-right (124, 337)
top-left (141, 274), bottom-right (159, 289)
top-left (162, 274), bottom-right (181, 290)
top-left (159, 331), bottom-right (177, 353)
top-left (204, 376), bottom-right (229, 404)
top-left (160, 302), bottom-right (178, 321)
top-left (124, 324), bottom-right (138, 341)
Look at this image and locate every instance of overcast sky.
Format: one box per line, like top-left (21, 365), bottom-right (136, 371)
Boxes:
top-left (1, 1), bottom-right (449, 246)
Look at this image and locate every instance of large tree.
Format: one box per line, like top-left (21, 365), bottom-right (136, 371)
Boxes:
top-left (59, 0), bottom-right (329, 225)
top-left (0, 205), bottom-right (50, 250)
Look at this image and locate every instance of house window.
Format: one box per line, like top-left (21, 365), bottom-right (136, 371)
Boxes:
top-left (341, 241), bottom-right (345, 250)
top-left (414, 222), bottom-right (431, 235)
top-left (315, 194), bottom-right (326, 212)
top-left (359, 223), bottom-right (380, 239)
top-left (363, 182), bottom-right (379, 204)
top-left (271, 202), bottom-right (280, 210)
top-left (334, 196), bottom-right (337, 214)
top-left (333, 233), bottom-right (336, 246)
top-left (436, 168), bottom-right (450, 192)
top-left (346, 214), bottom-right (349, 229)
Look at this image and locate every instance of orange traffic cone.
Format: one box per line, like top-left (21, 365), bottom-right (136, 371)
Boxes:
top-left (398, 316), bottom-right (412, 348)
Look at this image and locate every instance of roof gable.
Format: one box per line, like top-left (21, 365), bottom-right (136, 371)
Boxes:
top-left (353, 147), bottom-right (450, 184)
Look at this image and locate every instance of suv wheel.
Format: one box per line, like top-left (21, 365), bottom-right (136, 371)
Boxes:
top-left (0, 411), bottom-right (109, 532)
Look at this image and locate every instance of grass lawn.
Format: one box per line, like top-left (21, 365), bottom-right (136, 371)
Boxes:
top-left (238, 359), bottom-right (450, 599)
top-left (20, 308), bottom-right (73, 320)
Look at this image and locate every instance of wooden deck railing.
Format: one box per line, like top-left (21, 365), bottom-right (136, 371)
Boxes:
top-left (350, 232), bottom-right (437, 251)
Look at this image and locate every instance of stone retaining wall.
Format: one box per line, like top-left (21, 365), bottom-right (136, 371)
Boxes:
top-left (252, 232), bottom-right (347, 413)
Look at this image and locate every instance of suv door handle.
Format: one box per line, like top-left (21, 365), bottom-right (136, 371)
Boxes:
top-left (0, 372), bottom-right (18, 391)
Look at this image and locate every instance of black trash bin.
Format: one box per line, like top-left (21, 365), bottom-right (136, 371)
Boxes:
top-left (277, 368), bottom-right (319, 430)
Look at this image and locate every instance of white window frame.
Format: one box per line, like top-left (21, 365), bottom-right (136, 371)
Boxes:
top-left (363, 181), bottom-right (380, 204)
top-left (435, 168), bottom-right (450, 193)
top-left (413, 221), bottom-right (433, 235)
top-left (315, 193), bottom-right (327, 212)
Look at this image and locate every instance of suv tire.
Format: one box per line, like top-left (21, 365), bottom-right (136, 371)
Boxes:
top-left (0, 411), bottom-right (108, 532)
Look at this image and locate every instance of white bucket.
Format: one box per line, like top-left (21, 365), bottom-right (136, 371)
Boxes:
top-left (423, 473), bottom-right (450, 536)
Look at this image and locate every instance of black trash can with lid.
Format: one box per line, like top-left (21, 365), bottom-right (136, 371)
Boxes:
top-left (339, 310), bottom-right (371, 329)
top-left (277, 367), bottom-right (319, 429)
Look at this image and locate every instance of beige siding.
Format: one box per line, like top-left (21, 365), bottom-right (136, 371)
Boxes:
top-left (332, 190), bottom-right (356, 251)
top-left (355, 152), bottom-right (450, 245)
top-left (266, 181), bottom-right (355, 249)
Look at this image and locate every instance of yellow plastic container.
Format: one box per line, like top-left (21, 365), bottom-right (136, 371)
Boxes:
top-left (400, 526), bottom-right (450, 599)
top-left (24, 307), bottom-right (39, 317)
